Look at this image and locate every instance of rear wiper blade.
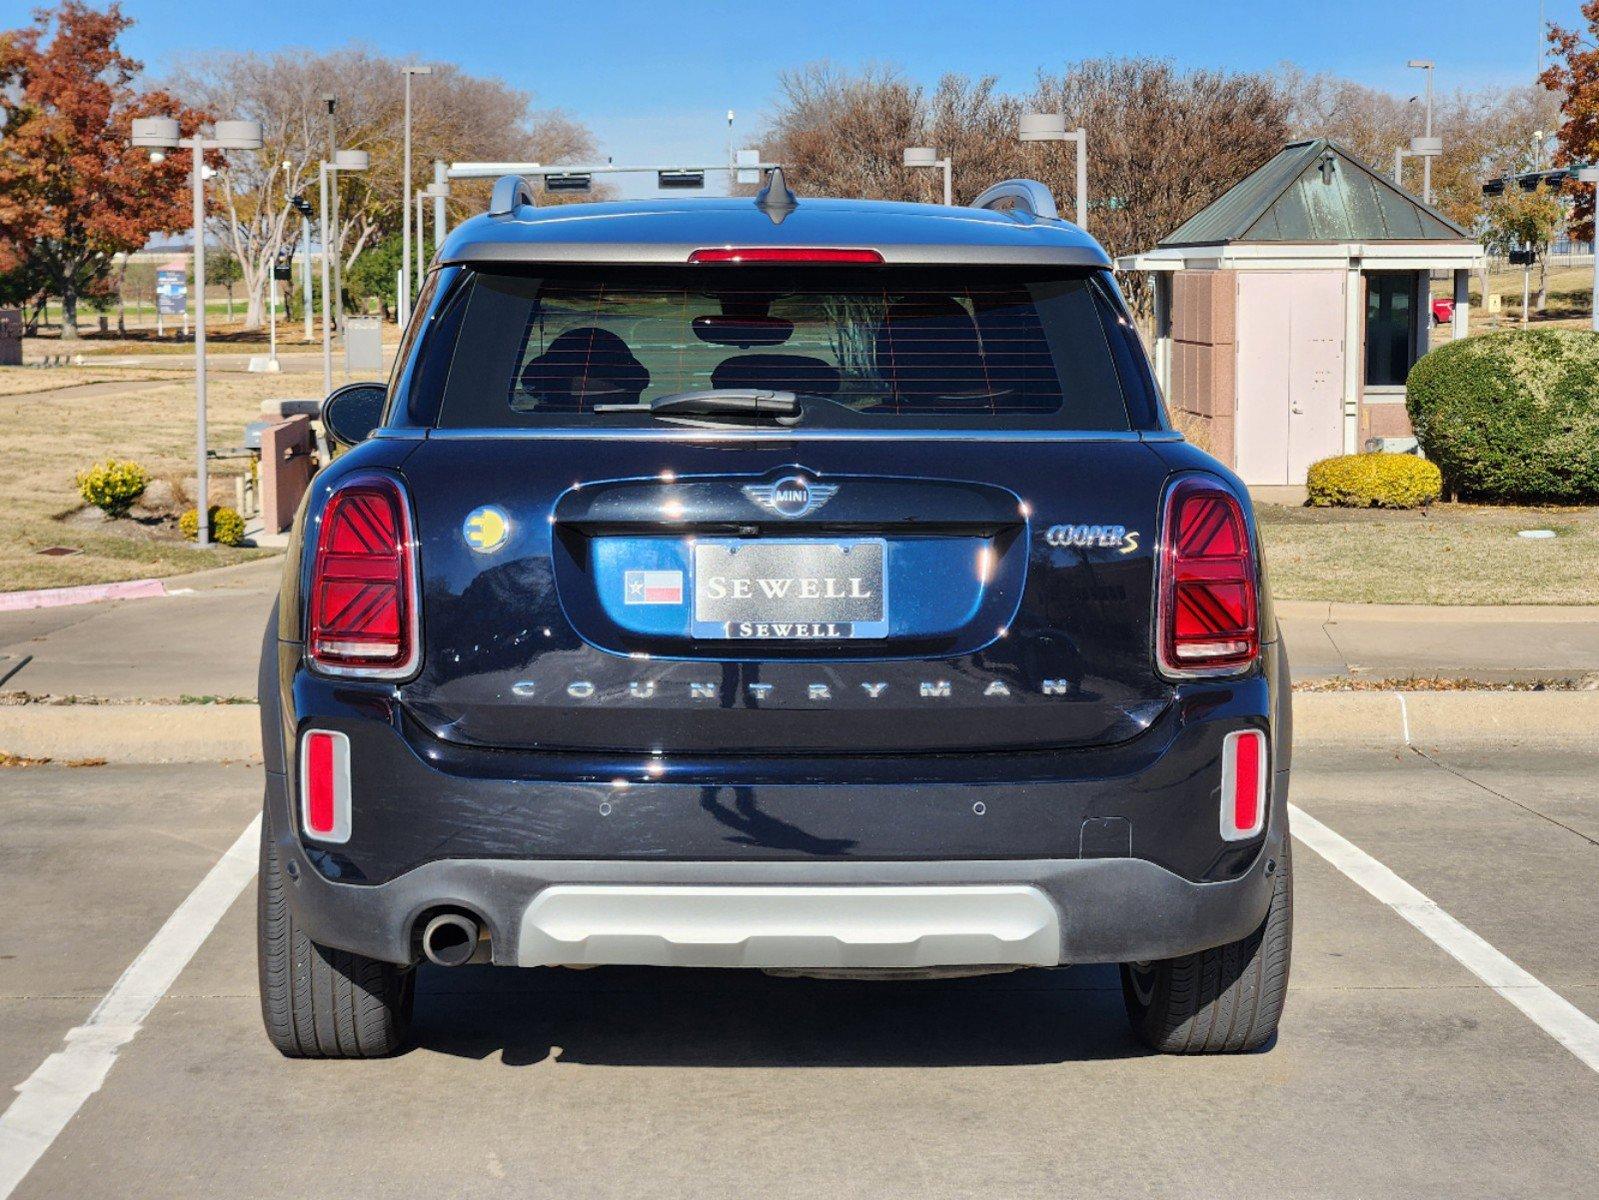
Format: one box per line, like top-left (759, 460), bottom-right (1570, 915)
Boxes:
top-left (594, 389), bottom-right (800, 421)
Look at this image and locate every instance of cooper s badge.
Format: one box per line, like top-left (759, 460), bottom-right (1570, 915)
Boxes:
top-left (743, 475), bottom-right (838, 519)
top-left (1045, 523), bottom-right (1140, 553)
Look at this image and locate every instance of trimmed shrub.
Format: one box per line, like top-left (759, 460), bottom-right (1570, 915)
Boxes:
top-left (1306, 452), bottom-right (1442, 508)
top-left (1406, 328), bottom-right (1599, 502)
top-left (179, 506), bottom-right (246, 546)
top-left (76, 459), bottom-right (149, 516)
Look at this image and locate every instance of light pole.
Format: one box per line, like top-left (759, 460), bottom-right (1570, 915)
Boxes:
top-left (320, 148), bottom-right (369, 393)
top-left (399, 65), bottom-right (433, 328)
top-left (903, 147), bottom-right (952, 206)
top-left (131, 117), bottom-right (262, 548)
top-left (415, 191), bottom-right (426, 296)
top-left (1019, 112), bottom-right (1088, 229)
top-left (290, 194), bottom-right (315, 341)
top-left (1580, 166), bottom-right (1599, 333)
top-left (431, 161), bottom-right (449, 245)
top-left (322, 96), bottom-right (344, 338)
top-left (1407, 59), bottom-right (1437, 205)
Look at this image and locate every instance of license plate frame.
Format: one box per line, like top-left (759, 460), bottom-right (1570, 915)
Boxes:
top-left (690, 538), bottom-right (888, 640)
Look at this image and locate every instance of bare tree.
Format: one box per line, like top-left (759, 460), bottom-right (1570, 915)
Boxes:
top-left (168, 47), bottom-right (599, 327)
top-left (1029, 59), bottom-right (1292, 309)
top-left (761, 62), bottom-right (926, 201)
top-left (1279, 65), bottom-right (1560, 232)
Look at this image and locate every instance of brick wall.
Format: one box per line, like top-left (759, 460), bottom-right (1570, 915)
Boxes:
top-left (1167, 271), bottom-right (1237, 466)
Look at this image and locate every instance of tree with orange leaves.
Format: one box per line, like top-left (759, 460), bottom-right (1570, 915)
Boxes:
top-left (1543, 2), bottom-right (1599, 244)
top-left (0, 2), bottom-right (207, 338)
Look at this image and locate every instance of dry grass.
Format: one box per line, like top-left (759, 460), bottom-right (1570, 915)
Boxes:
top-left (0, 366), bottom-right (187, 397)
top-left (0, 369), bottom-right (290, 591)
top-left (1258, 502), bottom-right (1599, 605)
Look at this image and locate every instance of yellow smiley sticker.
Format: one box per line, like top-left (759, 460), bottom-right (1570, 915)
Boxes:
top-left (463, 505), bottom-right (510, 553)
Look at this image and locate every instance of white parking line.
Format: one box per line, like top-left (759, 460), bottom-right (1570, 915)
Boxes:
top-left (1290, 803), bottom-right (1599, 1074)
top-left (0, 815), bottom-right (260, 1200)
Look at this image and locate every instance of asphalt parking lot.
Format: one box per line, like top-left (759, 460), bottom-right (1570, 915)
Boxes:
top-left (1, 743), bottom-right (1595, 1199)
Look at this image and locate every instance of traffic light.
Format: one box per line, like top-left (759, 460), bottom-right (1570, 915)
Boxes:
top-left (290, 195), bottom-right (314, 218)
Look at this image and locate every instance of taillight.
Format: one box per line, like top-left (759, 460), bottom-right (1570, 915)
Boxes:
top-left (300, 729), bottom-right (350, 843)
top-left (1158, 478), bottom-right (1259, 674)
top-left (687, 247), bottom-right (884, 264)
top-left (1220, 729), bottom-right (1267, 840)
top-left (307, 475), bottom-right (418, 678)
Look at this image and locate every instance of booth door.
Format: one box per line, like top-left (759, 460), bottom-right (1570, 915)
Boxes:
top-left (1235, 271), bottom-right (1346, 485)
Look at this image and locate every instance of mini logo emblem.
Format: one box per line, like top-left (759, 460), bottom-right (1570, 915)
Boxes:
top-left (624, 569), bottom-right (684, 605)
top-left (743, 475), bottom-right (838, 519)
top-left (463, 505), bottom-right (510, 553)
top-left (1045, 523), bottom-right (1139, 554)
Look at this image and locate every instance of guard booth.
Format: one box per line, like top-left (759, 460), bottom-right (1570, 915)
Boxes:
top-left (1118, 139), bottom-right (1485, 486)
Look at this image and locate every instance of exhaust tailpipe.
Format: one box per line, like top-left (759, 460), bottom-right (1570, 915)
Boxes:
top-left (421, 912), bottom-right (481, 968)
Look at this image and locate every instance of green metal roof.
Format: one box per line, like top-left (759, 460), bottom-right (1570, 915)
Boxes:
top-left (1159, 139), bottom-right (1471, 248)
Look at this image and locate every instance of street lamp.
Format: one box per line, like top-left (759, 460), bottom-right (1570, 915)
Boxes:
top-left (1019, 112), bottom-right (1088, 229)
top-left (419, 180), bottom-right (450, 296)
top-left (1579, 166), bottom-right (1599, 333)
top-left (399, 64), bottom-right (433, 327)
top-left (131, 116), bottom-right (263, 549)
top-left (903, 146), bottom-right (952, 207)
top-left (1407, 59), bottom-right (1437, 205)
top-left (430, 162), bottom-right (450, 248)
top-left (320, 148), bottom-right (369, 393)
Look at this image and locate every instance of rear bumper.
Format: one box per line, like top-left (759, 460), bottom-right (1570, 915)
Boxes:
top-left (265, 765), bottom-right (1284, 968)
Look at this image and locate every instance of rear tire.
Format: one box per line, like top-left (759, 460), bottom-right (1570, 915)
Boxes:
top-left (1120, 841), bottom-right (1292, 1054)
top-left (257, 814), bottom-right (414, 1058)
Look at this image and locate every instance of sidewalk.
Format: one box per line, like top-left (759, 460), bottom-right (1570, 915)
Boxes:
top-left (1, 558), bottom-right (1596, 702)
top-left (1276, 600), bottom-right (1599, 682)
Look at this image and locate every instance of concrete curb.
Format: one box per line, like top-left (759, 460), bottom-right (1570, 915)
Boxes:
top-left (1293, 691), bottom-right (1599, 747)
top-left (1276, 600), bottom-right (1599, 624)
top-left (0, 578), bottom-right (166, 613)
top-left (0, 705), bottom-right (259, 763)
top-left (2, 693), bottom-right (1595, 764)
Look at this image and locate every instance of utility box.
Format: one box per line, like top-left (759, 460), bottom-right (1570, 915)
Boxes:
top-left (0, 308), bottom-right (22, 366)
top-left (259, 416), bottom-right (315, 535)
top-left (343, 316), bottom-right (383, 375)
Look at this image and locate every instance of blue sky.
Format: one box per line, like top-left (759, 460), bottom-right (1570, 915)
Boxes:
top-left (5, 0), bottom-right (1580, 196)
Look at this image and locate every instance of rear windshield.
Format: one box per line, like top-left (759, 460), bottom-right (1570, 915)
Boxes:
top-left (417, 265), bottom-right (1141, 431)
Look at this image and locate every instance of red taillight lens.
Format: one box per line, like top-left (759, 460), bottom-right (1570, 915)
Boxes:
top-left (1158, 479), bottom-right (1259, 674)
top-left (300, 729), bottom-right (350, 843)
top-left (308, 476), bottom-right (418, 677)
top-left (687, 247), bottom-right (884, 264)
top-left (1220, 729), bottom-right (1267, 840)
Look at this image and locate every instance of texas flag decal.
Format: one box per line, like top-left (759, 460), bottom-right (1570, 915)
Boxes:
top-left (624, 569), bottom-right (684, 605)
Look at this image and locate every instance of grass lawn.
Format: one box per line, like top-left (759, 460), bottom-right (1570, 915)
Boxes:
top-left (0, 366), bottom-right (189, 397)
top-left (0, 367), bottom-right (286, 592)
top-left (1258, 502), bottom-right (1599, 605)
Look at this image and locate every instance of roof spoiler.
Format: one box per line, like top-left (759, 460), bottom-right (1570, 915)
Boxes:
top-left (970, 179), bottom-right (1059, 221)
top-left (488, 175), bottom-right (537, 217)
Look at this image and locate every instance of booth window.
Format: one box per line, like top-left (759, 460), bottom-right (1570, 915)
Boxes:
top-left (1365, 272), bottom-right (1418, 387)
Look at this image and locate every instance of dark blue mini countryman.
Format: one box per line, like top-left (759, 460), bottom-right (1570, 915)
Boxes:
top-left (258, 171), bottom-right (1292, 1058)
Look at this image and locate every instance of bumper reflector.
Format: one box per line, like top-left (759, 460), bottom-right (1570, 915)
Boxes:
top-left (1220, 729), bottom-right (1267, 841)
top-left (300, 730), bottom-right (351, 844)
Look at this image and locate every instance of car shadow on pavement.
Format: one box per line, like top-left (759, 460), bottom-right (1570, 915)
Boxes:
top-left (407, 962), bottom-right (1153, 1067)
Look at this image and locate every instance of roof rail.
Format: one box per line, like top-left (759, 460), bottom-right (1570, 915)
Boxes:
top-left (970, 179), bottom-right (1059, 221)
top-left (488, 174), bottom-right (537, 217)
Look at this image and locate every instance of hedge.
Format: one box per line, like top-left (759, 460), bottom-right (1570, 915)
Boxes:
top-left (1306, 452), bottom-right (1441, 508)
top-left (179, 506), bottom-right (246, 546)
top-left (1406, 328), bottom-right (1599, 503)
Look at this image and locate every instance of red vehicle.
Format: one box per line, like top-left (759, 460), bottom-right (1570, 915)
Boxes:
top-left (1431, 297), bottom-right (1455, 326)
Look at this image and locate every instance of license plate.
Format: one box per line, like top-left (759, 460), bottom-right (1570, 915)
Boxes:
top-left (691, 539), bottom-right (887, 639)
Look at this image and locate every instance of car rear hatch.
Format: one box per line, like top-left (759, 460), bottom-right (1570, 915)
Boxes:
top-left (392, 260), bottom-right (1179, 755)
